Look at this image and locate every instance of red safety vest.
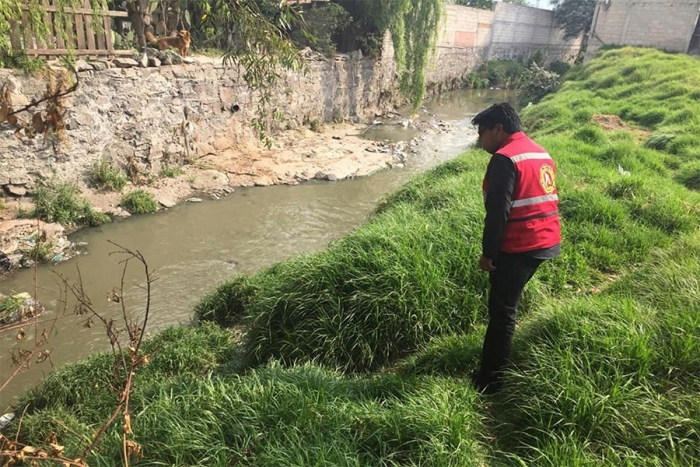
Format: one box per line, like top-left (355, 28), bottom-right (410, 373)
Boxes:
top-left (482, 132), bottom-right (561, 253)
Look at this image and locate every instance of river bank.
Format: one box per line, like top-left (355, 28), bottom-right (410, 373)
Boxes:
top-left (0, 111), bottom-right (451, 276)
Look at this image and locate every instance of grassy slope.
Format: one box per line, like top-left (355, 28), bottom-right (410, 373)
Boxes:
top-left (9, 47), bottom-right (700, 465)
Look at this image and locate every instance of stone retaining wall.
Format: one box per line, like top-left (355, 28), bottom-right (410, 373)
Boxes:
top-left (0, 49), bottom-right (396, 195)
top-left (0, 3), bottom-right (582, 196)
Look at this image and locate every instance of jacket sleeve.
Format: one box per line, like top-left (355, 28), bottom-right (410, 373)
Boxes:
top-left (482, 154), bottom-right (517, 260)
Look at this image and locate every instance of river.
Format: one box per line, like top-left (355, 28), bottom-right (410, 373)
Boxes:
top-left (0, 88), bottom-right (515, 407)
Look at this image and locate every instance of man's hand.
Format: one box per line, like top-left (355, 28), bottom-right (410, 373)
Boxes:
top-left (479, 255), bottom-right (496, 272)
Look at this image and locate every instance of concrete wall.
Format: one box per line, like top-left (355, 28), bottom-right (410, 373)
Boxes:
top-left (587, 0), bottom-right (700, 60)
top-left (425, 3), bottom-right (582, 85)
top-left (489, 3), bottom-right (582, 63)
top-left (427, 5), bottom-right (494, 83)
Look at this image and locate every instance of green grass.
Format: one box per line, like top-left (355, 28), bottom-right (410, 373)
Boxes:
top-left (160, 165), bottom-right (185, 178)
top-left (32, 180), bottom-right (110, 227)
top-left (119, 189), bottom-right (158, 214)
top-left (91, 158), bottom-right (128, 191)
top-left (7, 47), bottom-right (700, 465)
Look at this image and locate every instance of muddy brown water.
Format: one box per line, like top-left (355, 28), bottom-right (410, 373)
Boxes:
top-left (0, 89), bottom-right (515, 407)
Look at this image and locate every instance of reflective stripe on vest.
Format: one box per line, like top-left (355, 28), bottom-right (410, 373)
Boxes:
top-left (509, 152), bottom-right (552, 163)
top-left (511, 194), bottom-right (559, 208)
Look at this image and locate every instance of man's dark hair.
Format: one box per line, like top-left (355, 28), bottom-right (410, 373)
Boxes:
top-left (471, 103), bottom-right (522, 134)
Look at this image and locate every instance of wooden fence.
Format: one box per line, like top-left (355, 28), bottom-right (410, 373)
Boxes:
top-left (13, 0), bottom-right (132, 59)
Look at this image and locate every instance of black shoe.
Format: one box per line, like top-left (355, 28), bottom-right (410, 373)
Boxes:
top-left (469, 369), bottom-right (502, 395)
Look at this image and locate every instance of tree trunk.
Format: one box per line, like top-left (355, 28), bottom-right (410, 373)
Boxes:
top-left (127, 0), bottom-right (152, 48)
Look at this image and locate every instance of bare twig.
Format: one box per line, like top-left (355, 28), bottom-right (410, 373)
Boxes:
top-left (5, 65), bottom-right (80, 118)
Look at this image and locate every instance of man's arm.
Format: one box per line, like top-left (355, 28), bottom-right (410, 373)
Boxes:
top-left (482, 154), bottom-right (517, 265)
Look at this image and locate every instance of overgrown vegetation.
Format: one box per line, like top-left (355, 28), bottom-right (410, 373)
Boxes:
top-left (6, 47), bottom-right (700, 465)
top-left (0, 51), bottom-right (44, 74)
top-left (31, 180), bottom-right (110, 227)
top-left (288, 2), bottom-right (353, 57)
top-left (91, 158), bottom-right (128, 191)
top-left (357, 0), bottom-right (443, 112)
top-left (160, 166), bottom-right (185, 178)
top-left (464, 58), bottom-right (568, 104)
top-left (552, 0), bottom-right (596, 41)
top-left (119, 189), bottom-right (158, 214)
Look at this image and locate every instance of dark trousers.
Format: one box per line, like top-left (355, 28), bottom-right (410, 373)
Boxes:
top-left (478, 252), bottom-right (544, 384)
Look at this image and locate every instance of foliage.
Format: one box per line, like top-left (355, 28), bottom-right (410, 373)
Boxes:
top-left (308, 118), bottom-right (321, 132)
top-left (358, 0), bottom-right (443, 112)
top-left (10, 48), bottom-right (700, 467)
top-left (119, 189), bottom-right (158, 214)
top-left (91, 158), bottom-right (128, 191)
top-left (0, 295), bottom-right (24, 324)
top-left (187, 0), bottom-right (305, 147)
top-left (288, 3), bottom-right (353, 57)
top-left (447, 0), bottom-right (531, 8)
top-left (551, 0), bottom-right (596, 40)
top-left (519, 62), bottom-right (563, 104)
top-left (548, 59), bottom-right (572, 76)
top-left (470, 59), bottom-right (527, 89)
top-left (32, 181), bottom-right (110, 227)
top-left (160, 166), bottom-right (185, 178)
top-left (7, 46), bottom-right (700, 467)
top-left (0, 0), bottom-right (102, 59)
top-left (0, 51), bottom-right (44, 74)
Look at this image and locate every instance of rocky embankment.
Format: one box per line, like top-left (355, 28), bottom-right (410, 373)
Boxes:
top-left (0, 111), bottom-right (453, 275)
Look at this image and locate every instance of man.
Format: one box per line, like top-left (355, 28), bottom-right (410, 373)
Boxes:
top-left (470, 103), bottom-right (561, 394)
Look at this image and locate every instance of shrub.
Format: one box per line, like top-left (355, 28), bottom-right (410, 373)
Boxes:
top-left (119, 189), bottom-right (158, 214)
top-left (160, 166), bottom-right (185, 178)
top-left (548, 60), bottom-right (572, 76)
top-left (309, 118), bottom-right (322, 132)
top-left (91, 158), bottom-right (128, 191)
top-left (32, 181), bottom-right (110, 226)
top-left (474, 60), bottom-right (527, 89)
top-left (519, 63), bottom-right (562, 105)
top-left (0, 52), bottom-right (45, 74)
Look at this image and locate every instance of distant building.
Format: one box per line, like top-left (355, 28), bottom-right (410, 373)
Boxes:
top-left (586, 0), bottom-right (700, 60)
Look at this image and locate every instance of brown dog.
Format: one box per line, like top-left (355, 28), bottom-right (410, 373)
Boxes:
top-left (146, 30), bottom-right (191, 57)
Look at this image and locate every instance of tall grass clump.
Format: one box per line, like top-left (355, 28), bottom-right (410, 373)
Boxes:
top-left (90, 157), bottom-right (128, 191)
top-left (14, 325), bottom-right (487, 465)
top-left (32, 180), bottom-right (110, 227)
top-left (119, 189), bottom-right (158, 214)
top-left (675, 161), bottom-right (700, 191)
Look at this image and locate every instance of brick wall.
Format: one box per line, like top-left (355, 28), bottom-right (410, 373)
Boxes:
top-left (587, 0), bottom-right (700, 60)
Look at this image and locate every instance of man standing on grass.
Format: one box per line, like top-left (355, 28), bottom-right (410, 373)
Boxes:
top-left (470, 103), bottom-right (561, 394)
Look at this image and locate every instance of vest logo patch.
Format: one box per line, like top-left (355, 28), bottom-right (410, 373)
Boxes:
top-left (540, 165), bottom-right (556, 194)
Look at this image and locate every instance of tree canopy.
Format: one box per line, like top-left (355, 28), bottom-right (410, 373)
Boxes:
top-left (551, 0), bottom-right (596, 40)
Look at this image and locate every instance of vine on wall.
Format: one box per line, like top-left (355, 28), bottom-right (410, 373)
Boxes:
top-left (359, 0), bottom-right (443, 113)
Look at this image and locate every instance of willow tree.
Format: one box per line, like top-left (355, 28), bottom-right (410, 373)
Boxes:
top-left (359, 0), bottom-right (443, 113)
top-left (186, 0), bottom-right (305, 146)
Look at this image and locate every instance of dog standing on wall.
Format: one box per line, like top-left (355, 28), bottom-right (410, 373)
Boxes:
top-left (146, 30), bottom-right (191, 57)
